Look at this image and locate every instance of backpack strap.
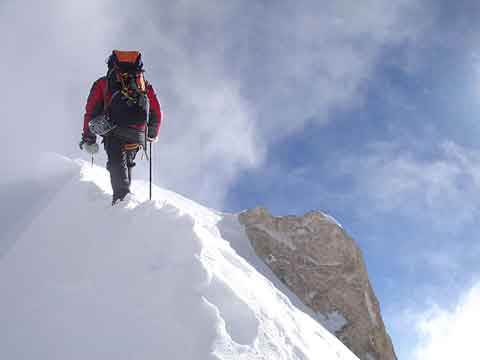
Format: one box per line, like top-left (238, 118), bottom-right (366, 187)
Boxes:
top-left (103, 77), bottom-right (109, 113)
top-left (102, 73), bottom-right (119, 114)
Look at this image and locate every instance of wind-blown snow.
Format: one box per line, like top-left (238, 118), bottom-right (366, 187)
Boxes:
top-left (0, 153), bottom-right (358, 360)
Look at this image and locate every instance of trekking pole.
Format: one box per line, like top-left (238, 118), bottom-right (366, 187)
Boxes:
top-left (149, 141), bottom-right (152, 200)
top-left (144, 98), bottom-right (152, 200)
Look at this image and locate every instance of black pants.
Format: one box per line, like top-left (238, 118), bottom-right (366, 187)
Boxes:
top-left (104, 135), bottom-right (139, 202)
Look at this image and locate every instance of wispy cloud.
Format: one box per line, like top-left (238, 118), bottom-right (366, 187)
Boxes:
top-left (335, 141), bottom-right (480, 229)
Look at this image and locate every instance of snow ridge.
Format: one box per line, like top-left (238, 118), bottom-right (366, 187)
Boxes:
top-left (0, 154), bottom-right (358, 360)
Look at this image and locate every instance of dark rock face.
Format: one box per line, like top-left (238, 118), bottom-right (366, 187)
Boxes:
top-left (239, 207), bottom-right (397, 360)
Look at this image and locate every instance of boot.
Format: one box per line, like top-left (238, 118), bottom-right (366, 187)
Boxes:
top-left (112, 188), bottom-right (130, 205)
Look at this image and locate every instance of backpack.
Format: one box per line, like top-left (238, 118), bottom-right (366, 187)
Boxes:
top-left (105, 50), bottom-right (149, 128)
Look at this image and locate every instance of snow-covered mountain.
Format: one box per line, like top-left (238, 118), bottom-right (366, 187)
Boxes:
top-left (0, 153), bottom-right (358, 360)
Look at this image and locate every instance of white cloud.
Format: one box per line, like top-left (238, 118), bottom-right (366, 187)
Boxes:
top-left (414, 281), bottom-right (480, 359)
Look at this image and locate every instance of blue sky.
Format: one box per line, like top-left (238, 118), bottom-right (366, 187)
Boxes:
top-left (2, 0), bottom-right (480, 358)
top-left (223, 2), bottom-right (480, 357)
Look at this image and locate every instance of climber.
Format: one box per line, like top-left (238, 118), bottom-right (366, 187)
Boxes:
top-left (79, 50), bottom-right (162, 204)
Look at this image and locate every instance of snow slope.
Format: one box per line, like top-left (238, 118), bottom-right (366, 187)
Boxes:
top-left (0, 153), bottom-right (358, 360)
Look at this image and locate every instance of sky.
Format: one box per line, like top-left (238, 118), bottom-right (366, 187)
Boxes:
top-left (1, 0), bottom-right (480, 358)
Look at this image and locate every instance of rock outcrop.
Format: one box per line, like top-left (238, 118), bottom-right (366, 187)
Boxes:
top-left (239, 207), bottom-right (397, 360)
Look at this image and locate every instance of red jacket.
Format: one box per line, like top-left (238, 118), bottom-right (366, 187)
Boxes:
top-left (83, 77), bottom-right (162, 138)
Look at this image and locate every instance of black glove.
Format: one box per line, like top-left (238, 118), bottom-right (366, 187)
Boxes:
top-left (79, 132), bottom-right (96, 150)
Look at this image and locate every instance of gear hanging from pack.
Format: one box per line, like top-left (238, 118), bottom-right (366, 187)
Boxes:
top-left (89, 114), bottom-right (117, 136)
